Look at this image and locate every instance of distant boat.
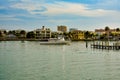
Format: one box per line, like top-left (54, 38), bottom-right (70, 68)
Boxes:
top-left (40, 37), bottom-right (70, 45)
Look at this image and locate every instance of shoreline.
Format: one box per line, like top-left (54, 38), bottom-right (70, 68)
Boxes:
top-left (0, 38), bottom-right (48, 41)
top-left (0, 38), bottom-right (119, 42)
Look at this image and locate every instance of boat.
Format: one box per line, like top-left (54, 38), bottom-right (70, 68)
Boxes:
top-left (40, 37), bottom-right (70, 45)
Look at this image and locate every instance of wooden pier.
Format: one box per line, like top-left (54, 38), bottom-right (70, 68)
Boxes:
top-left (91, 42), bottom-right (120, 50)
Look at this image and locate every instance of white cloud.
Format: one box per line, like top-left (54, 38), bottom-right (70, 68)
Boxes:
top-left (11, 3), bottom-right (41, 12)
top-left (0, 14), bottom-right (20, 21)
top-left (42, 1), bottom-right (120, 17)
top-left (10, 1), bottom-right (120, 17)
top-left (1, 0), bottom-right (120, 31)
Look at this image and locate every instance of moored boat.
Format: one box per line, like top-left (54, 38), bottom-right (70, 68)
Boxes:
top-left (40, 37), bottom-right (70, 45)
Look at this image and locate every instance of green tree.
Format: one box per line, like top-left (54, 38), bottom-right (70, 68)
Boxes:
top-left (26, 31), bottom-right (35, 38)
top-left (84, 31), bottom-right (91, 39)
top-left (15, 33), bottom-right (20, 37)
top-left (105, 26), bottom-right (110, 40)
top-left (116, 28), bottom-right (120, 32)
top-left (90, 33), bottom-right (95, 39)
top-left (8, 30), bottom-right (16, 35)
top-left (0, 31), bottom-right (2, 37)
top-left (8, 31), bottom-right (12, 34)
top-left (105, 26), bottom-right (110, 31)
top-left (68, 32), bottom-right (73, 39)
top-left (4, 30), bottom-right (7, 35)
top-left (20, 30), bottom-right (26, 34)
top-left (20, 30), bottom-right (26, 38)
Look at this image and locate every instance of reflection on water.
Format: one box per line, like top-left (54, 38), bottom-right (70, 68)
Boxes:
top-left (0, 41), bottom-right (120, 80)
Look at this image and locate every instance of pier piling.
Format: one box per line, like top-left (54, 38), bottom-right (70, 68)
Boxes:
top-left (91, 41), bottom-right (120, 50)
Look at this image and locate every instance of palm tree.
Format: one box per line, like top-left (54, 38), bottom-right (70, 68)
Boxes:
top-left (20, 30), bottom-right (26, 38)
top-left (115, 28), bottom-right (120, 40)
top-left (26, 31), bottom-right (35, 38)
top-left (116, 28), bottom-right (120, 32)
top-left (4, 30), bottom-right (7, 35)
top-left (105, 26), bottom-right (110, 40)
top-left (105, 26), bottom-right (110, 31)
top-left (84, 31), bottom-right (90, 40)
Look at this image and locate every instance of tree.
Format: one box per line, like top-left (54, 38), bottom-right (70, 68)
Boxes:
top-left (20, 30), bottom-right (26, 38)
top-left (4, 30), bottom-right (7, 35)
top-left (20, 30), bottom-right (26, 35)
top-left (105, 26), bottom-right (110, 40)
top-left (68, 32), bottom-right (72, 38)
top-left (8, 30), bottom-right (16, 35)
top-left (0, 31), bottom-right (2, 37)
top-left (26, 31), bottom-right (35, 38)
top-left (8, 31), bottom-right (12, 34)
top-left (116, 28), bottom-right (120, 32)
top-left (84, 31), bottom-right (91, 39)
top-left (115, 28), bottom-right (120, 38)
top-left (90, 33), bottom-right (95, 39)
top-left (105, 26), bottom-right (110, 32)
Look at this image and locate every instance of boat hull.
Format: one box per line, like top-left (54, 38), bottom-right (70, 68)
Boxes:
top-left (40, 41), bottom-right (70, 45)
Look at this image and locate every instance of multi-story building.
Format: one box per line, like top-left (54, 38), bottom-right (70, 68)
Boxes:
top-left (95, 28), bottom-right (116, 35)
top-left (69, 28), bottom-right (78, 32)
top-left (70, 30), bottom-right (84, 40)
top-left (35, 26), bottom-right (51, 39)
top-left (57, 25), bottom-right (67, 32)
top-left (95, 29), bottom-right (105, 36)
top-left (95, 28), bottom-right (120, 40)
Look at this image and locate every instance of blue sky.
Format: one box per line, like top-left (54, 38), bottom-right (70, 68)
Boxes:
top-left (0, 0), bottom-right (120, 31)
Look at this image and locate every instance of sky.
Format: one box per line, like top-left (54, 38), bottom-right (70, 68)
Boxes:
top-left (0, 0), bottom-right (120, 31)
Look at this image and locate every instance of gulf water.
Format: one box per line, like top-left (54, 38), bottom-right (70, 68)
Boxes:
top-left (0, 41), bottom-right (120, 80)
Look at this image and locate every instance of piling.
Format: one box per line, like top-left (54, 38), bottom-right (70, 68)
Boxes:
top-left (91, 41), bottom-right (120, 50)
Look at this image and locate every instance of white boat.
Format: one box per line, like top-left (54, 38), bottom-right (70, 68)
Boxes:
top-left (40, 37), bottom-right (70, 45)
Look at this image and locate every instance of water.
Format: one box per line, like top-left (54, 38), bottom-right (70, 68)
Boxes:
top-left (0, 41), bottom-right (120, 80)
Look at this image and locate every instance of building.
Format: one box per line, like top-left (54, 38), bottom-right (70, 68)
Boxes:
top-left (0, 29), bottom-right (7, 37)
top-left (69, 28), bottom-right (78, 32)
top-left (95, 28), bottom-right (120, 40)
top-left (8, 29), bottom-right (27, 38)
top-left (95, 29), bottom-right (105, 36)
top-left (16, 29), bottom-right (26, 38)
top-left (57, 25), bottom-right (67, 32)
top-left (51, 31), bottom-right (58, 38)
top-left (35, 26), bottom-right (51, 39)
top-left (95, 28), bottom-right (116, 35)
top-left (70, 30), bottom-right (84, 41)
top-left (7, 34), bottom-right (17, 39)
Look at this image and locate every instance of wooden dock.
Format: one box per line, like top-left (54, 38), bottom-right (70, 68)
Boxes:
top-left (91, 42), bottom-right (120, 50)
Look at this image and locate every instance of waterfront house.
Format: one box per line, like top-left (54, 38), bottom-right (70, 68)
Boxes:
top-left (95, 29), bottom-right (105, 36)
top-left (6, 34), bottom-right (17, 40)
top-left (70, 30), bottom-right (84, 41)
top-left (111, 30), bottom-right (120, 40)
top-left (8, 29), bottom-right (26, 38)
top-left (35, 26), bottom-right (51, 40)
top-left (95, 28), bottom-right (120, 40)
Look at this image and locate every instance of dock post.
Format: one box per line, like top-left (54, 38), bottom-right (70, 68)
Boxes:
top-left (102, 42), bottom-right (104, 49)
top-left (86, 41), bottom-right (88, 48)
top-left (113, 43), bottom-right (115, 50)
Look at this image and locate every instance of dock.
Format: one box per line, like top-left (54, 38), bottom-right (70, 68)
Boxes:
top-left (91, 41), bottom-right (120, 50)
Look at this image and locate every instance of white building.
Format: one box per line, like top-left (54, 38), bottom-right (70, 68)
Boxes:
top-left (35, 26), bottom-right (51, 39)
